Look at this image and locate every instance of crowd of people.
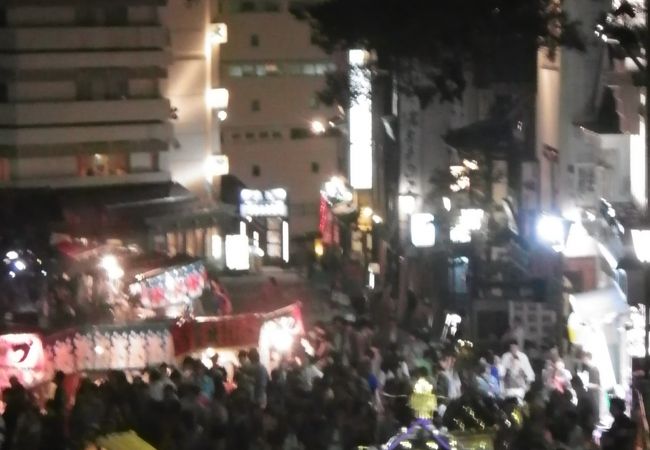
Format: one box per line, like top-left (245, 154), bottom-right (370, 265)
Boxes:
top-left (0, 265), bottom-right (647, 450)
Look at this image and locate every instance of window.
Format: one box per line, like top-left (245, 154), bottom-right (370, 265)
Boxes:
top-left (240, 1), bottom-right (257, 12)
top-left (232, 132), bottom-right (241, 140)
top-left (104, 6), bottom-right (128, 25)
top-left (245, 131), bottom-right (255, 140)
top-left (0, 9), bottom-right (6, 27)
top-left (0, 84), bottom-right (8, 103)
top-left (261, 0), bottom-right (281, 11)
top-left (290, 128), bottom-right (310, 139)
top-left (264, 63), bottom-right (280, 76)
top-left (250, 34), bottom-right (260, 47)
top-left (259, 131), bottom-right (269, 139)
top-left (252, 165), bottom-right (261, 177)
top-left (303, 64), bottom-right (316, 76)
top-left (272, 131), bottom-right (282, 139)
top-left (251, 99), bottom-right (260, 112)
top-left (241, 65), bottom-right (255, 77)
top-left (311, 162), bottom-right (320, 173)
top-left (228, 65), bottom-right (244, 77)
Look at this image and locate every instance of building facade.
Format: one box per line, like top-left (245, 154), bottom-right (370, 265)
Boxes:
top-left (0, 1), bottom-right (172, 188)
top-left (218, 0), bottom-right (341, 239)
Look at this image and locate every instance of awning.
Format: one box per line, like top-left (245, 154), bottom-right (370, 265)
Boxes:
top-left (96, 431), bottom-right (156, 450)
top-left (569, 284), bottom-right (629, 324)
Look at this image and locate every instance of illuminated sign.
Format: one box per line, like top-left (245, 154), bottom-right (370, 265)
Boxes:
top-left (209, 23), bottom-right (228, 44)
top-left (204, 154), bottom-right (229, 179)
top-left (240, 188), bottom-right (288, 217)
top-left (348, 49), bottom-right (372, 189)
top-left (206, 88), bottom-right (229, 110)
top-left (225, 234), bottom-right (250, 271)
top-left (0, 333), bottom-right (47, 388)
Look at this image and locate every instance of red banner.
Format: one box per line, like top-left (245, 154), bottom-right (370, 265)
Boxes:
top-left (171, 302), bottom-right (303, 355)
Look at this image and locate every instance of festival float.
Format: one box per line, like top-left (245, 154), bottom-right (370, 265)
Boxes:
top-left (0, 244), bottom-right (303, 389)
top-left (363, 377), bottom-right (498, 450)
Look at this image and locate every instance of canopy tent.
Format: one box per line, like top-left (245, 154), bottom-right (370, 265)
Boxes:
top-left (569, 284), bottom-right (629, 325)
top-left (96, 431), bottom-right (156, 450)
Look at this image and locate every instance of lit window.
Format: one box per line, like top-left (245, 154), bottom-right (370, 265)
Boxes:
top-left (303, 64), bottom-right (316, 75)
top-left (265, 63), bottom-right (280, 75)
top-left (255, 65), bottom-right (266, 76)
top-left (241, 65), bottom-right (255, 76)
top-left (315, 63), bottom-right (328, 75)
top-left (228, 65), bottom-right (243, 77)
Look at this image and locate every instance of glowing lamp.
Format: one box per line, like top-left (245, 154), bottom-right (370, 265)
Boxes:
top-left (314, 239), bottom-right (324, 257)
top-left (632, 228), bottom-right (650, 263)
top-left (99, 255), bottom-right (124, 280)
top-left (537, 213), bottom-right (568, 252)
top-left (310, 119), bottom-right (326, 135)
top-left (442, 197), bottom-right (451, 212)
top-left (217, 110), bottom-right (228, 121)
top-left (208, 23), bottom-right (228, 44)
top-left (410, 213), bottom-right (435, 247)
top-left (204, 154), bottom-right (229, 180)
top-left (399, 194), bottom-right (416, 215)
top-left (206, 88), bottom-right (229, 110)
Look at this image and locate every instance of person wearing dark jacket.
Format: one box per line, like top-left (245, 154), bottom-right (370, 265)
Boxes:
top-left (601, 397), bottom-right (636, 450)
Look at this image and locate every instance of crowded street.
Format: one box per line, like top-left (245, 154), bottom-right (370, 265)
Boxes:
top-left (1, 0), bottom-right (650, 449)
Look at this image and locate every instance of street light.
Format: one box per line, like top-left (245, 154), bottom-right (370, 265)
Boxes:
top-left (537, 213), bottom-right (568, 253)
top-left (632, 227), bottom-right (650, 377)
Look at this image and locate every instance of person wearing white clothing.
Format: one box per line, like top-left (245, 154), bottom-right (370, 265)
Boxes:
top-left (501, 341), bottom-right (535, 400)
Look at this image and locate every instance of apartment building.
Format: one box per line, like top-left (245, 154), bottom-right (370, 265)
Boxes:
top-left (0, 1), bottom-right (172, 188)
top-left (0, 0), bottom-right (240, 260)
top-left (218, 0), bottom-right (341, 238)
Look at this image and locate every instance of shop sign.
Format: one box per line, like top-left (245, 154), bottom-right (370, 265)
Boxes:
top-left (240, 188), bottom-right (288, 217)
top-left (0, 333), bottom-right (47, 389)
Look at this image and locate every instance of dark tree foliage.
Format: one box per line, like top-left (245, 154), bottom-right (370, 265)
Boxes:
top-left (296, 0), bottom-right (586, 105)
top-left (595, 0), bottom-right (646, 71)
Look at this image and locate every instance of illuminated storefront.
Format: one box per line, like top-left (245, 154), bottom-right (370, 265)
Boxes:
top-left (239, 188), bottom-right (290, 264)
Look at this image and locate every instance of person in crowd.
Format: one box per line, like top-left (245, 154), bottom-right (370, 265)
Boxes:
top-left (542, 358), bottom-right (572, 396)
top-left (476, 358), bottom-right (501, 398)
top-left (246, 348), bottom-right (269, 409)
top-left (601, 397), bottom-right (636, 450)
top-left (501, 340), bottom-right (535, 401)
top-left (1, 281), bottom-right (627, 450)
top-left (574, 351), bottom-right (601, 425)
top-left (436, 349), bottom-right (462, 408)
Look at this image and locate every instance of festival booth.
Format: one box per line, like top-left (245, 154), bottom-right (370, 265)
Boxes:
top-left (0, 303), bottom-right (303, 389)
top-left (172, 302), bottom-right (304, 373)
top-left (126, 257), bottom-right (207, 319)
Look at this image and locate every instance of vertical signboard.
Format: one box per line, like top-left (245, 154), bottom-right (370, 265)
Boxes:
top-left (348, 50), bottom-right (373, 189)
